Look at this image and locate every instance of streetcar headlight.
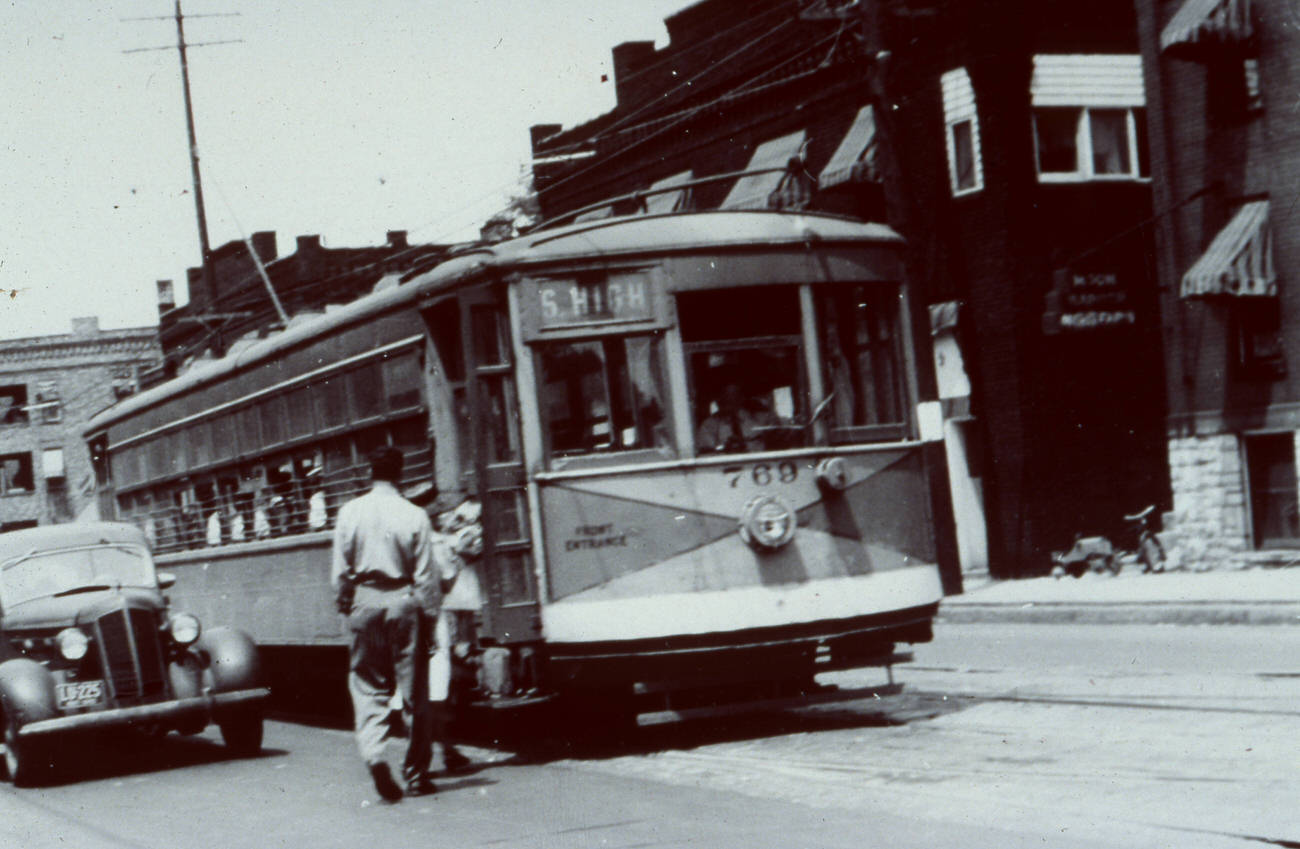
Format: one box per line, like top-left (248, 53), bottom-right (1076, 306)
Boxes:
top-left (168, 613), bottom-right (202, 645)
top-left (739, 495), bottom-right (797, 550)
top-left (56, 628), bottom-right (90, 661)
top-left (815, 457), bottom-right (850, 492)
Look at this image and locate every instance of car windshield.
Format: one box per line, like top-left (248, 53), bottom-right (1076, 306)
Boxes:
top-left (0, 545), bottom-right (155, 608)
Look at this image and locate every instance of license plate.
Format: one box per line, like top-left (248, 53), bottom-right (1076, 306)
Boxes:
top-left (56, 680), bottom-right (105, 709)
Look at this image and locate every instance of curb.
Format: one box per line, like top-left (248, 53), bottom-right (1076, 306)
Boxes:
top-left (936, 602), bottom-right (1300, 626)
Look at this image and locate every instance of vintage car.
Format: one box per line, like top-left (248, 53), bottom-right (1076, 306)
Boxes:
top-left (0, 522), bottom-right (269, 785)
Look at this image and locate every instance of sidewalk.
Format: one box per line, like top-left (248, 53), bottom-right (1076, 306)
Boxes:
top-left (940, 566), bottom-right (1300, 625)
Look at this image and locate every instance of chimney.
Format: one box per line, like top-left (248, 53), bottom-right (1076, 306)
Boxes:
top-left (387, 230), bottom-right (408, 249)
top-left (295, 234), bottom-right (322, 280)
top-left (157, 280), bottom-right (176, 314)
top-left (250, 231), bottom-right (278, 263)
top-left (70, 316), bottom-right (100, 337)
top-left (611, 41), bottom-right (656, 107)
top-left (186, 266), bottom-right (206, 312)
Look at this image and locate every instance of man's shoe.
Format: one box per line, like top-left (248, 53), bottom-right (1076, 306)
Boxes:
top-left (369, 762), bottom-right (404, 803)
top-left (443, 747), bottom-right (472, 772)
top-left (406, 774), bottom-right (438, 797)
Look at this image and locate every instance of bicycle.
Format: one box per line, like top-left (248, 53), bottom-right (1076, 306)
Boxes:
top-left (1123, 504), bottom-right (1167, 573)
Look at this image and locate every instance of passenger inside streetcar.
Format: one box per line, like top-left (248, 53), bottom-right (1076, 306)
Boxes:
top-left (695, 381), bottom-right (781, 454)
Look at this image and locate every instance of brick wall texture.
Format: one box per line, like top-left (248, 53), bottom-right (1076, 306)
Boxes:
top-left (0, 324), bottom-right (160, 527)
top-left (1137, 0), bottom-right (1300, 561)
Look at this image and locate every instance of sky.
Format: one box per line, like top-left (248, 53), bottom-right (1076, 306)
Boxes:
top-left (0, 1), bottom-right (692, 340)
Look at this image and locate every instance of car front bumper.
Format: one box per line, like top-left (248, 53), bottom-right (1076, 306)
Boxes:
top-left (16, 687), bottom-right (270, 740)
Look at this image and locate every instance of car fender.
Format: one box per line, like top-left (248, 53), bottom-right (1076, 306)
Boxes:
top-left (168, 651), bottom-right (205, 702)
top-left (195, 627), bottom-right (264, 694)
top-left (0, 659), bottom-right (57, 727)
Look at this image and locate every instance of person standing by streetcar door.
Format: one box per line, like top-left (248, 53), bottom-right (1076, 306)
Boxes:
top-left (331, 446), bottom-right (440, 802)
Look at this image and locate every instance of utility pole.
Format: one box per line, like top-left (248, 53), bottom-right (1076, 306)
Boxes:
top-left (125, 2), bottom-right (241, 353)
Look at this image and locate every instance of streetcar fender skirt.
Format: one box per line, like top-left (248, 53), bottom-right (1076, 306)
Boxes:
top-left (543, 604), bottom-right (936, 689)
top-left (541, 566), bottom-right (943, 644)
top-left (14, 687), bottom-right (271, 740)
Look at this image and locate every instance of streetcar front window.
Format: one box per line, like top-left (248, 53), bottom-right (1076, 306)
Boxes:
top-left (538, 335), bottom-right (672, 459)
top-left (818, 285), bottom-right (907, 442)
top-left (680, 286), bottom-right (806, 454)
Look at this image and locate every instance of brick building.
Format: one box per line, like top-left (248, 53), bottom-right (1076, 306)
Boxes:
top-left (155, 230), bottom-right (452, 379)
top-left (1135, 0), bottom-right (1300, 568)
top-left (0, 317), bottom-right (160, 529)
top-left (530, 0), bottom-right (1170, 578)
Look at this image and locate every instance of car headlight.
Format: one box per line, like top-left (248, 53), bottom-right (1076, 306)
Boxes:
top-left (738, 494), bottom-right (797, 550)
top-left (56, 627), bottom-right (90, 661)
top-left (169, 613), bottom-right (202, 645)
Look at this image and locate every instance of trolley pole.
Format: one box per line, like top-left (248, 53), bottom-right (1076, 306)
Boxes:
top-left (125, 2), bottom-right (241, 354)
top-left (173, 0), bottom-right (217, 345)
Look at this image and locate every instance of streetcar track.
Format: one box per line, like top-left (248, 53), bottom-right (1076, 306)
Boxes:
top-left (952, 691), bottom-right (1300, 717)
top-left (630, 746), bottom-right (1267, 786)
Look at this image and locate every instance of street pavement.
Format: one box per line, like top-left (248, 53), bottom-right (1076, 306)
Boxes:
top-left (0, 715), bottom-right (1160, 849)
top-left (941, 565), bottom-right (1300, 625)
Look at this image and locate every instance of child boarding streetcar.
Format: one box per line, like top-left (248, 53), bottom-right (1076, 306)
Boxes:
top-left (83, 205), bottom-right (945, 721)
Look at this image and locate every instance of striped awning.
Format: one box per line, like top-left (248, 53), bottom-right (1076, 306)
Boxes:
top-left (1161, 0), bottom-right (1254, 53)
top-left (819, 105), bottom-right (879, 188)
top-left (642, 170), bottom-right (693, 214)
top-left (1180, 200), bottom-right (1276, 297)
top-left (722, 130), bottom-right (806, 210)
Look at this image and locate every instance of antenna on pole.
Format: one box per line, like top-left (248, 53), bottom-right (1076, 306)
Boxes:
top-left (124, 2), bottom-right (243, 354)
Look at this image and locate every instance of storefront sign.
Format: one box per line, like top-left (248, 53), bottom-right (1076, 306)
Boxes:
top-left (1043, 270), bottom-right (1136, 334)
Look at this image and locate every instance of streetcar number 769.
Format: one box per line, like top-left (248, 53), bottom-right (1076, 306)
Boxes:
top-left (723, 462), bottom-right (798, 487)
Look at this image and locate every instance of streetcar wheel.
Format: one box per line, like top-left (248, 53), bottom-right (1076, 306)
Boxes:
top-left (219, 713), bottom-right (264, 756)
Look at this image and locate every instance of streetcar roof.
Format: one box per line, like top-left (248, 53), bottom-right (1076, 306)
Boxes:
top-left (85, 210), bottom-right (902, 436)
top-left (0, 522), bottom-right (150, 564)
top-left (491, 210), bottom-right (904, 266)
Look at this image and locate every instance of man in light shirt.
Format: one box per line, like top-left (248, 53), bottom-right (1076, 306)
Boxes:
top-left (331, 447), bottom-right (440, 802)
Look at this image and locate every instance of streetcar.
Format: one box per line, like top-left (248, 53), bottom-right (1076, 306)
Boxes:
top-left (83, 201), bottom-right (944, 721)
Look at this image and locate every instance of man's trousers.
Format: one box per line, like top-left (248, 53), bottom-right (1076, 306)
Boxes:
top-left (346, 586), bottom-right (432, 782)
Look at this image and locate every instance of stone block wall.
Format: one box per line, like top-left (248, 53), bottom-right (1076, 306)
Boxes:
top-left (1165, 433), bottom-right (1253, 570)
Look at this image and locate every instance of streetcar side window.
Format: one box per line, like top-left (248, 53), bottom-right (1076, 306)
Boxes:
top-left (679, 286), bottom-right (806, 455)
top-left (817, 285), bottom-right (908, 442)
top-left (537, 334), bottom-right (673, 460)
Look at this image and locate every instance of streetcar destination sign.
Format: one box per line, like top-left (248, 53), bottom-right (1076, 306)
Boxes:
top-left (537, 271), bottom-right (655, 328)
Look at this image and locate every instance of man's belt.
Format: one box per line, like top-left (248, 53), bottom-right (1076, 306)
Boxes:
top-left (353, 573), bottom-right (413, 590)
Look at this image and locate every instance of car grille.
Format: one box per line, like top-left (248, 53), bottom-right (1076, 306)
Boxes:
top-left (93, 607), bottom-right (167, 704)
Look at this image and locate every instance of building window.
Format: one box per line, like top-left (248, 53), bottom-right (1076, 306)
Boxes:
top-left (0, 452), bottom-right (34, 494)
top-left (941, 68), bottom-right (983, 196)
top-left (33, 381), bottom-right (61, 424)
top-left (1033, 107), bottom-right (1148, 181)
top-left (0, 385), bottom-right (29, 425)
top-left (1234, 298), bottom-right (1284, 375)
top-left (42, 448), bottom-right (65, 480)
top-left (1245, 433), bottom-right (1300, 548)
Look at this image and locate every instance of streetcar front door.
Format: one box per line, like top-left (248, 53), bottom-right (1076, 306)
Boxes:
top-left (461, 286), bottom-right (540, 645)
